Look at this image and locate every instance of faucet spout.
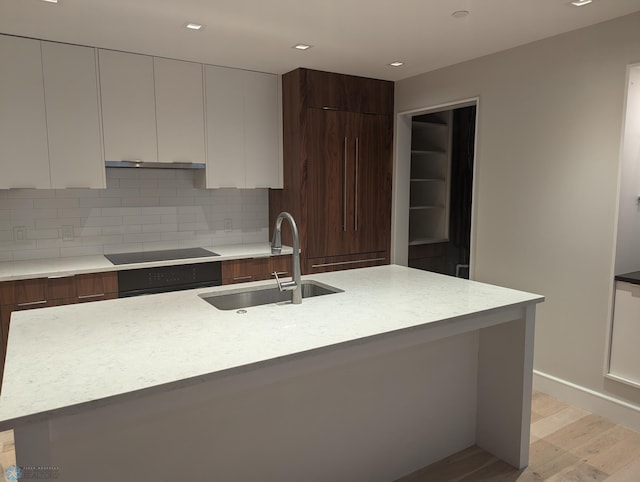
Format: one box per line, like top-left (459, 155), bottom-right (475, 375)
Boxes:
top-left (271, 212), bottom-right (302, 304)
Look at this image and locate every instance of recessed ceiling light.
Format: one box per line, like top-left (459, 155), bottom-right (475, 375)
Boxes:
top-left (185, 23), bottom-right (204, 31)
top-left (389, 62), bottom-right (404, 67)
top-left (452, 10), bottom-right (470, 18)
top-left (41, 0), bottom-right (59, 3)
top-left (293, 44), bottom-right (312, 50)
top-left (571, 0), bottom-right (592, 5)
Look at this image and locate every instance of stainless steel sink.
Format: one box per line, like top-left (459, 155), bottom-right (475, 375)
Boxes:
top-left (199, 280), bottom-right (343, 311)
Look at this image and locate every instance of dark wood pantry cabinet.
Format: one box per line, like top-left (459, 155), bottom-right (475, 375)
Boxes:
top-left (269, 68), bottom-right (394, 274)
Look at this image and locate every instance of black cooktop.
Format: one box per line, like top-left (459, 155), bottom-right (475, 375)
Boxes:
top-left (104, 247), bottom-right (219, 265)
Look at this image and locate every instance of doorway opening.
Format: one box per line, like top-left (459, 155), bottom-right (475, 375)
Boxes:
top-left (405, 103), bottom-right (476, 278)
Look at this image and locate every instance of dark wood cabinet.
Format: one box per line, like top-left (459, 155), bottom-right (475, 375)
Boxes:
top-left (75, 272), bottom-right (118, 302)
top-left (222, 258), bottom-right (269, 284)
top-left (304, 69), bottom-right (393, 115)
top-left (306, 109), bottom-right (392, 258)
top-left (222, 256), bottom-right (293, 285)
top-left (270, 68), bottom-right (393, 274)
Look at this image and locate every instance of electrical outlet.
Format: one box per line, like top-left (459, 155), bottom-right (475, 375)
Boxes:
top-left (61, 225), bottom-right (74, 241)
top-left (12, 226), bottom-right (26, 242)
top-left (224, 218), bottom-right (233, 231)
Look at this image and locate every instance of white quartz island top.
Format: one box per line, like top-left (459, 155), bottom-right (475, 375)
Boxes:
top-left (0, 265), bottom-right (543, 430)
top-left (0, 242), bottom-right (291, 281)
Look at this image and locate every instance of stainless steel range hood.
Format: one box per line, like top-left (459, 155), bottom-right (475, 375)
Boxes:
top-left (105, 161), bottom-right (205, 170)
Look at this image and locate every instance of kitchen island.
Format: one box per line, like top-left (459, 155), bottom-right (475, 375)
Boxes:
top-left (0, 265), bottom-right (543, 481)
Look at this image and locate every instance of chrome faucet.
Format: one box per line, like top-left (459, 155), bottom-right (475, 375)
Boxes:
top-left (271, 212), bottom-right (302, 304)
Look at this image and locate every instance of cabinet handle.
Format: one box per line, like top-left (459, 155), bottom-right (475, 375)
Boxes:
top-left (343, 137), bottom-right (348, 232)
top-left (273, 271), bottom-right (289, 276)
top-left (17, 300), bottom-right (47, 307)
top-left (354, 137), bottom-right (359, 231)
top-left (78, 293), bottom-right (105, 299)
top-left (233, 276), bottom-right (252, 281)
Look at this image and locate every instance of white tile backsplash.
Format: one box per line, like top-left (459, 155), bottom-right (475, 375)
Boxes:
top-left (80, 197), bottom-right (121, 208)
top-left (33, 197), bottom-right (80, 209)
top-left (0, 168), bottom-right (270, 261)
top-left (122, 215), bottom-right (162, 225)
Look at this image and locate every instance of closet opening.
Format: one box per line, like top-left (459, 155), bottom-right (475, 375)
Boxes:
top-left (405, 102), bottom-right (476, 278)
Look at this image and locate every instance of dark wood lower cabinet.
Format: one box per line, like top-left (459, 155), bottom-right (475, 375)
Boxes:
top-left (0, 305), bottom-right (8, 384)
top-left (305, 251), bottom-right (388, 274)
top-left (47, 276), bottom-right (77, 301)
top-left (222, 256), bottom-right (293, 285)
top-left (75, 272), bottom-right (118, 302)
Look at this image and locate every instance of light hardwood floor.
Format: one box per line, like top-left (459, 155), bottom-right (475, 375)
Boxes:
top-left (0, 429), bottom-right (14, 482)
top-left (0, 392), bottom-right (637, 481)
top-left (397, 391), bottom-right (640, 481)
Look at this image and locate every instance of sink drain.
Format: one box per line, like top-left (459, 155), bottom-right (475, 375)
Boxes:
top-left (236, 309), bottom-right (247, 314)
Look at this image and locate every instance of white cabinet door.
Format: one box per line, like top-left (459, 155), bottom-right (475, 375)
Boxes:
top-left (205, 65), bottom-right (282, 188)
top-left (42, 42), bottom-right (105, 188)
top-left (0, 35), bottom-right (50, 188)
top-left (154, 57), bottom-right (205, 164)
top-left (244, 71), bottom-right (282, 188)
top-left (98, 49), bottom-right (158, 163)
top-left (205, 65), bottom-right (245, 187)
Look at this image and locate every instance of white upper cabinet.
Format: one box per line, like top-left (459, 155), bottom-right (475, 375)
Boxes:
top-left (205, 65), bottom-right (245, 187)
top-left (0, 34), bottom-right (280, 190)
top-left (244, 70), bottom-right (282, 188)
top-left (205, 65), bottom-right (282, 188)
top-left (41, 42), bottom-right (105, 188)
top-left (0, 35), bottom-right (50, 188)
top-left (98, 49), bottom-right (158, 163)
top-left (154, 57), bottom-right (205, 164)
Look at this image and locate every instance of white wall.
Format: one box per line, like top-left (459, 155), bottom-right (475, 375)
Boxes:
top-left (0, 169), bottom-right (268, 261)
top-left (394, 12), bottom-right (640, 420)
top-left (615, 65), bottom-right (640, 275)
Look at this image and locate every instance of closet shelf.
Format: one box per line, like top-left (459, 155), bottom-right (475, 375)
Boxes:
top-left (411, 149), bottom-right (447, 155)
top-left (412, 120), bottom-right (448, 127)
top-left (409, 205), bottom-right (445, 210)
top-left (408, 237), bottom-right (449, 246)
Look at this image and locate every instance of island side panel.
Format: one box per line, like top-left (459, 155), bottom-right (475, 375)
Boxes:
top-left (476, 304), bottom-right (536, 469)
top-left (42, 333), bottom-right (480, 482)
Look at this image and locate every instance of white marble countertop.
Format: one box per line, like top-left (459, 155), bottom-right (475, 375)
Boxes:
top-left (0, 265), bottom-right (543, 429)
top-left (0, 243), bottom-right (292, 282)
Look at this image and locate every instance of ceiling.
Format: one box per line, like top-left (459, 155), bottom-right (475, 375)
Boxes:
top-left (2, 0), bottom-right (640, 81)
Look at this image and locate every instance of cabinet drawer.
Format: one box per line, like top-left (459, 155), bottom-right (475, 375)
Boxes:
top-left (0, 278), bottom-right (48, 307)
top-left (75, 272), bottom-right (118, 302)
top-left (1, 277), bottom-right (78, 307)
top-left (221, 256), bottom-right (294, 285)
top-left (303, 69), bottom-right (394, 115)
top-left (270, 255), bottom-right (292, 277)
top-left (222, 258), bottom-right (271, 284)
top-left (47, 276), bottom-right (77, 301)
top-left (305, 252), bottom-right (388, 274)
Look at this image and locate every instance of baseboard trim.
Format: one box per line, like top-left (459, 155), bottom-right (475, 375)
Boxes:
top-left (533, 370), bottom-right (640, 431)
